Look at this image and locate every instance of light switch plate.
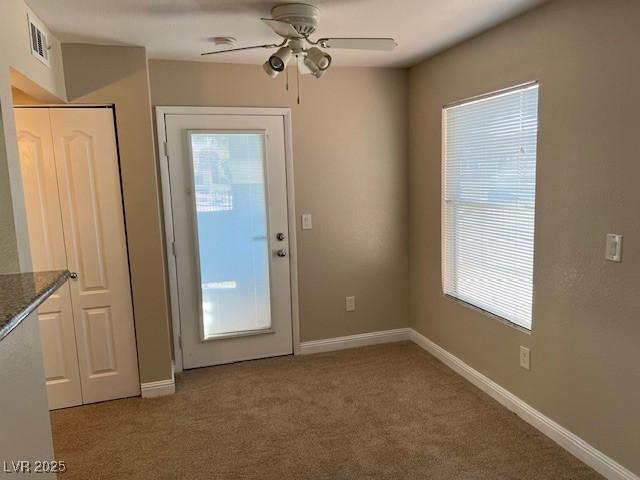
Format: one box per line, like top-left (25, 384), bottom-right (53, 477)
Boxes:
top-left (520, 346), bottom-right (531, 370)
top-left (605, 233), bottom-right (623, 262)
top-left (302, 214), bottom-right (313, 230)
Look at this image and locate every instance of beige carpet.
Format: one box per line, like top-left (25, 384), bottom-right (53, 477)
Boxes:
top-left (51, 342), bottom-right (602, 479)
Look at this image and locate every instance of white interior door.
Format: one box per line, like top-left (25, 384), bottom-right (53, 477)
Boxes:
top-left (165, 113), bottom-right (293, 369)
top-left (15, 108), bottom-right (83, 410)
top-left (50, 107), bottom-right (140, 403)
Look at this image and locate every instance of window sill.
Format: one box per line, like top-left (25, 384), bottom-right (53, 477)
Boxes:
top-left (443, 293), bottom-right (532, 335)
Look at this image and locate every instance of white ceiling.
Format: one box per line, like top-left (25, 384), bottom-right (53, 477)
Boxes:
top-left (26, 0), bottom-right (543, 67)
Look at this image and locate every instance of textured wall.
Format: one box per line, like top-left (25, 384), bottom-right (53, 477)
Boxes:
top-left (0, 0), bottom-right (66, 272)
top-left (149, 61), bottom-right (410, 342)
top-left (409, 0), bottom-right (640, 473)
top-left (12, 87), bottom-right (42, 105)
top-left (62, 44), bottom-right (173, 384)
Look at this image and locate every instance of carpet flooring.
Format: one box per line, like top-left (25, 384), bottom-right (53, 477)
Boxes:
top-left (50, 342), bottom-right (602, 479)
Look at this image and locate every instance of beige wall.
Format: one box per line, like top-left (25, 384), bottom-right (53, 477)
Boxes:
top-left (62, 44), bottom-right (173, 384)
top-left (149, 61), bottom-right (409, 342)
top-left (12, 87), bottom-right (42, 105)
top-left (0, 0), bottom-right (66, 272)
top-left (409, 0), bottom-right (640, 473)
top-left (0, 106), bottom-right (13, 272)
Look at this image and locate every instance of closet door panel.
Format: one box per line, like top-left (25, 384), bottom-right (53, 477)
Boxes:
top-left (36, 284), bottom-right (78, 390)
top-left (15, 108), bottom-right (83, 410)
top-left (61, 131), bottom-right (109, 291)
top-left (50, 108), bottom-right (140, 403)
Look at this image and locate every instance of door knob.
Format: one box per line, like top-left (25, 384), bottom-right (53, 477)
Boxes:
top-left (276, 249), bottom-right (287, 258)
top-left (276, 232), bottom-right (286, 241)
top-left (69, 272), bottom-right (78, 279)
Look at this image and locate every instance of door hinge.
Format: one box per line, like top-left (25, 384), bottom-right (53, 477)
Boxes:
top-left (162, 141), bottom-right (169, 158)
top-left (171, 241), bottom-right (176, 257)
top-left (178, 334), bottom-right (182, 350)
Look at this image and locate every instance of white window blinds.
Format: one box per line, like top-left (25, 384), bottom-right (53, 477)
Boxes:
top-left (442, 83), bottom-right (539, 330)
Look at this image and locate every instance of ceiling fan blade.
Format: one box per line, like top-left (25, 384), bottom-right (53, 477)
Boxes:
top-left (317, 38), bottom-right (397, 51)
top-left (201, 43), bottom-right (280, 56)
top-left (261, 18), bottom-right (302, 38)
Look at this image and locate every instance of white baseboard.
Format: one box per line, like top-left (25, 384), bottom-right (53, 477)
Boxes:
top-left (409, 328), bottom-right (638, 480)
top-left (140, 378), bottom-right (175, 398)
top-left (298, 328), bottom-right (411, 355)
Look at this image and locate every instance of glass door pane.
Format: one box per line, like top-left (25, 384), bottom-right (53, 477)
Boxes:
top-left (189, 132), bottom-right (271, 339)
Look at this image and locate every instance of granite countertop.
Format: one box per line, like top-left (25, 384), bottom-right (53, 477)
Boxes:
top-left (0, 270), bottom-right (70, 342)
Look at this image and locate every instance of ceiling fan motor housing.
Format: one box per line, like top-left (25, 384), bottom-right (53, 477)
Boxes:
top-left (271, 3), bottom-right (320, 37)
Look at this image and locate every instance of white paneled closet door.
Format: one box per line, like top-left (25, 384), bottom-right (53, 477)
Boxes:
top-left (15, 107), bottom-right (140, 408)
top-left (50, 108), bottom-right (140, 404)
top-left (15, 108), bottom-right (83, 410)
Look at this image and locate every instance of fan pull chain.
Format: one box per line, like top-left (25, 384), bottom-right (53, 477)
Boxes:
top-left (285, 67), bottom-right (289, 91)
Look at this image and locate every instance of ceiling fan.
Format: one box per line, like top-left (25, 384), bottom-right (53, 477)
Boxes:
top-left (201, 3), bottom-right (397, 79)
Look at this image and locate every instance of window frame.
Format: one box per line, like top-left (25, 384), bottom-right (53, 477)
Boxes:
top-left (440, 81), bottom-right (540, 332)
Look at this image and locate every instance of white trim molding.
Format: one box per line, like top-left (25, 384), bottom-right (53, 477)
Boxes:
top-left (141, 378), bottom-right (176, 398)
top-left (409, 329), bottom-right (639, 480)
top-left (298, 328), bottom-right (411, 355)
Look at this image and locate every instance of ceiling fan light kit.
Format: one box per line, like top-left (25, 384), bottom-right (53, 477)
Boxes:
top-left (202, 2), bottom-right (397, 82)
top-left (303, 47), bottom-right (331, 78)
top-left (264, 45), bottom-right (293, 77)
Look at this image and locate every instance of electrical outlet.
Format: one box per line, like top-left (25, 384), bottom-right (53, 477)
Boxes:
top-left (520, 346), bottom-right (531, 370)
top-left (345, 296), bottom-right (356, 312)
top-left (605, 233), bottom-right (623, 262)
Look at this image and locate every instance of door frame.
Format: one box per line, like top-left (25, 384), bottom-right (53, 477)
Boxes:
top-left (155, 106), bottom-right (300, 373)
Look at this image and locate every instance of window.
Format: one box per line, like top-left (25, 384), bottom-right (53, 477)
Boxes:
top-left (442, 83), bottom-right (539, 330)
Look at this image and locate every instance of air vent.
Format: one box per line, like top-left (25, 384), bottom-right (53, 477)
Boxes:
top-left (27, 14), bottom-right (50, 66)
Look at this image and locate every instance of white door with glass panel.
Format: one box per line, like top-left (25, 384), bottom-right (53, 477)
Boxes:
top-left (165, 113), bottom-right (293, 369)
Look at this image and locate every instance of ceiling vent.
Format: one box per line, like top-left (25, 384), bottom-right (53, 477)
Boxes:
top-left (27, 14), bottom-right (50, 66)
